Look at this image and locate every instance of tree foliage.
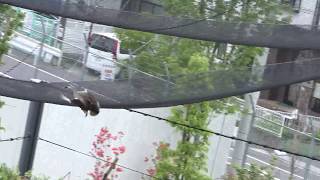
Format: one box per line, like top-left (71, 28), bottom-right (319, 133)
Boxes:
top-left (0, 4), bottom-right (24, 60)
top-left (0, 99), bottom-right (4, 131)
top-left (0, 3), bottom-right (24, 132)
top-left (224, 163), bottom-right (275, 180)
top-left (0, 163), bottom-right (49, 180)
top-left (116, 0), bottom-right (292, 179)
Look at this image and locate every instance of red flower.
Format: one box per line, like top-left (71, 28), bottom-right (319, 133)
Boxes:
top-left (118, 146), bottom-right (126, 154)
top-left (144, 157), bottom-right (149, 162)
top-left (96, 149), bottom-right (104, 157)
top-left (111, 136), bottom-right (118, 140)
top-left (101, 127), bottom-right (108, 133)
top-left (100, 128), bottom-right (108, 136)
top-left (106, 133), bottom-right (112, 139)
top-left (147, 168), bottom-right (156, 176)
top-left (89, 127), bottom-right (127, 180)
top-left (116, 167), bottom-right (123, 172)
top-left (97, 137), bottom-right (107, 144)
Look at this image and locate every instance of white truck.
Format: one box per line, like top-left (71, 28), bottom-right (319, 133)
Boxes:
top-left (85, 32), bottom-right (130, 80)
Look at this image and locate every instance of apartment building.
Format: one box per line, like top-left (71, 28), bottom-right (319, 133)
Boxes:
top-left (260, 0), bottom-right (320, 116)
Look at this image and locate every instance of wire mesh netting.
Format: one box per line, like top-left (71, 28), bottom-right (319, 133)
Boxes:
top-left (2, 0), bottom-right (320, 49)
top-left (1, 9), bottom-right (319, 109)
top-left (1, 0), bottom-right (320, 108)
top-left (0, 57), bottom-right (320, 108)
top-left (2, 0), bottom-right (320, 180)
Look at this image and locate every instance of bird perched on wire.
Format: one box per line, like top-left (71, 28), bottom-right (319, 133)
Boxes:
top-left (29, 79), bottom-right (100, 116)
top-left (61, 85), bottom-right (100, 116)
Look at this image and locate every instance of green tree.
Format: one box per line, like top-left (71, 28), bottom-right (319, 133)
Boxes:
top-left (116, 1), bottom-right (291, 179)
top-left (0, 100), bottom-right (4, 132)
top-left (0, 5), bottom-right (26, 177)
top-left (224, 163), bottom-right (275, 180)
top-left (0, 4), bottom-right (24, 131)
top-left (0, 4), bottom-right (24, 61)
top-left (0, 163), bottom-right (49, 180)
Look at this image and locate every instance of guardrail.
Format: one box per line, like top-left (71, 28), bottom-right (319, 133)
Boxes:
top-left (9, 31), bottom-right (62, 65)
top-left (232, 97), bottom-right (320, 139)
top-left (233, 97), bottom-right (286, 137)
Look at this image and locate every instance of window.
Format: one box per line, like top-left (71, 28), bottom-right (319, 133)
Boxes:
top-left (139, 0), bottom-right (163, 15)
top-left (310, 98), bottom-right (320, 113)
top-left (90, 34), bottom-right (117, 53)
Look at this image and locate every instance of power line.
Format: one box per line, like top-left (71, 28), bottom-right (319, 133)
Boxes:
top-left (38, 137), bottom-right (156, 179)
top-left (12, 32), bottom-right (320, 162)
top-left (54, 53), bottom-right (320, 162)
top-left (147, 4), bottom-right (240, 32)
top-left (124, 109), bottom-right (320, 162)
top-left (0, 136), bottom-right (30, 142)
top-left (3, 0), bottom-right (319, 164)
top-left (146, 1), bottom-right (309, 32)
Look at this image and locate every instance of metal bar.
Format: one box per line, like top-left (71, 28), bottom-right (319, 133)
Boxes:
top-left (33, 17), bottom-right (46, 78)
top-left (241, 94), bottom-right (257, 166)
top-left (81, 33), bottom-right (89, 81)
top-left (18, 102), bottom-right (44, 175)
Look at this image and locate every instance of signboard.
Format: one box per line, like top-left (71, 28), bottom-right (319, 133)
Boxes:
top-left (100, 62), bottom-right (116, 81)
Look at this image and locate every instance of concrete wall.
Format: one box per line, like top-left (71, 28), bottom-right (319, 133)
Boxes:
top-left (30, 103), bottom-right (237, 179)
top-left (0, 97), bottom-right (30, 168)
top-left (0, 96), bottom-right (237, 179)
top-left (291, 0), bottom-right (317, 25)
top-left (207, 113), bottom-right (238, 179)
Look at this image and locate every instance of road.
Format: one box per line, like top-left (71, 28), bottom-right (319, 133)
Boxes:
top-left (0, 48), bottom-right (99, 82)
top-left (228, 146), bottom-right (320, 180)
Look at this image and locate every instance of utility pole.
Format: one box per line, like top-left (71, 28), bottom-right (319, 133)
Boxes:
top-left (231, 49), bottom-right (269, 167)
top-left (231, 94), bottom-right (257, 166)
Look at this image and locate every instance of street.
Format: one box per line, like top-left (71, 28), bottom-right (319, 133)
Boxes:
top-left (228, 146), bottom-right (320, 180)
top-left (0, 48), bottom-right (99, 82)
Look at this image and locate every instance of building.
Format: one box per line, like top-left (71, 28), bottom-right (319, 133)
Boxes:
top-left (260, 0), bottom-right (320, 116)
top-left (60, 0), bottom-right (163, 59)
top-left (121, 0), bottom-right (163, 14)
